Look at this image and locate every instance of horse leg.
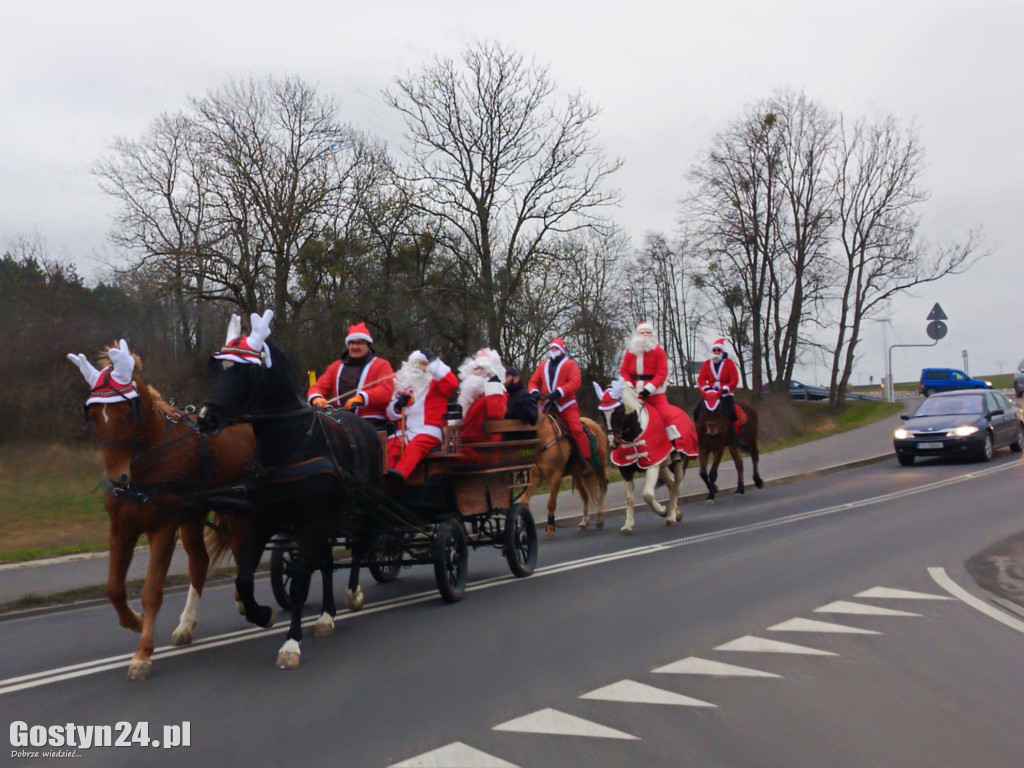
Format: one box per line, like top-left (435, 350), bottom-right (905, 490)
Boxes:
top-left (236, 523), bottom-right (275, 630)
top-left (345, 538), bottom-right (365, 614)
top-left (729, 443), bottom-right (745, 495)
top-left (641, 466), bottom-right (666, 518)
top-left (620, 476), bottom-right (636, 534)
top-left (520, 465), bottom-right (540, 506)
top-left (106, 514), bottom-right (142, 634)
top-left (698, 447), bottom-right (715, 502)
top-left (229, 517), bottom-right (247, 615)
top-left (127, 525), bottom-right (176, 681)
top-left (749, 435), bottom-right (764, 488)
top-left (660, 463), bottom-right (679, 526)
top-left (171, 519), bottom-right (207, 646)
top-left (277, 542), bottom-right (313, 670)
top-left (314, 538), bottom-right (338, 636)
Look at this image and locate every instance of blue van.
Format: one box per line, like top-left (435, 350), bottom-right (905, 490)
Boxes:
top-left (919, 368), bottom-right (992, 397)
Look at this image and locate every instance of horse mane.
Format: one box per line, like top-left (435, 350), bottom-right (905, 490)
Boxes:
top-left (97, 344), bottom-right (173, 415)
top-left (263, 338), bottom-right (306, 405)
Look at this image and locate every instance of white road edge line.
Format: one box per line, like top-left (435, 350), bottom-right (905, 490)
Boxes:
top-left (2, 462), bottom-right (1016, 696)
top-left (928, 567), bottom-right (1024, 634)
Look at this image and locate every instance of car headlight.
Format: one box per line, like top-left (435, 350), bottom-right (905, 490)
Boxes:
top-left (952, 425), bottom-right (979, 437)
top-left (894, 428), bottom-right (910, 440)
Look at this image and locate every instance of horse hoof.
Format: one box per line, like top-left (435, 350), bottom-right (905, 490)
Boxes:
top-left (236, 600), bottom-right (246, 616)
top-left (755, 478), bottom-right (764, 489)
top-left (666, 517), bottom-right (677, 527)
top-left (596, 518), bottom-right (605, 529)
top-left (313, 613), bottom-right (335, 637)
top-left (736, 487), bottom-right (745, 496)
top-left (276, 640), bottom-right (301, 669)
top-left (704, 498), bottom-right (715, 505)
top-left (170, 626), bottom-right (194, 646)
top-left (577, 520), bottom-right (588, 531)
top-left (347, 587), bottom-right (365, 613)
top-left (258, 608), bottom-right (276, 629)
top-left (127, 659), bottom-right (152, 681)
top-left (619, 526), bottom-right (633, 536)
top-left (545, 527), bottom-right (556, 539)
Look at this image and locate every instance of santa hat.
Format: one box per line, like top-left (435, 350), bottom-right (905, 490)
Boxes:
top-left (711, 338), bottom-right (727, 352)
top-left (215, 311), bottom-right (274, 368)
top-left (68, 339), bottom-right (140, 405)
top-left (345, 322), bottom-right (373, 345)
top-left (549, 337), bottom-right (567, 355)
top-left (636, 322), bottom-right (655, 335)
top-left (407, 350), bottom-right (429, 366)
top-left (592, 379), bottom-right (623, 411)
top-left (470, 348), bottom-right (505, 380)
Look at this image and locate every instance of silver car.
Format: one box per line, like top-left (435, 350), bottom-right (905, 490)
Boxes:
top-left (1015, 358), bottom-right (1024, 398)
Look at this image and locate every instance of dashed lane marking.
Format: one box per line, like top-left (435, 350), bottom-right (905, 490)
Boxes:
top-left (815, 600), bottom-right (921, 617)
top-left (388, 741), bottom-right (522, 768)
top-left (854, 587), bottom-right (954, 600)
top-left (767, 618), bottom-right (881, 634)
top-left (928, 567), bottom-right (1024, 634)
top-left (651, 656), bottom-right (782, 677)
top-left (580, 680), bottom-right (717, 707)
top-left (714, 636), bottom-right (837, 655)
top-left (492, 709), bottom-right (639, 740)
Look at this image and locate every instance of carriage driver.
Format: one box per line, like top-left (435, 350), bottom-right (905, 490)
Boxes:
top-left (386, 349), bottom-right (458, 479)
top-left (527, 337), bottom-right (594, 476)
top-left (308, 322), bottom-right (394, 430)
top-left (695, 338), bottom-right (741, 435)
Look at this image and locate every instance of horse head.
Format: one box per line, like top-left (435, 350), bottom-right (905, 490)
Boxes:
top-left (68, 339), bottom-right (149, 485)
top-left (699, 388), bottom-right (725, 437)
top-left (198, 311), bottom-right (298, 435)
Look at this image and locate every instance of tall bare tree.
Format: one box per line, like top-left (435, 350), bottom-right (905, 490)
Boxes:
top-left (828, 115), bottom-right (982, 404)
top-left (384, 40), bottom-right (622, 354)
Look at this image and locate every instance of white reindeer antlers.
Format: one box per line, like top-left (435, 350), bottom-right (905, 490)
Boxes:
top-left (225, 313), bottom-right (242, 345)
top-left (67, 352), bottom-right (102, 388)
top-left (247, 310), bottom-right (274, 350)
top-left (107, 339), bottom-right (136, 385)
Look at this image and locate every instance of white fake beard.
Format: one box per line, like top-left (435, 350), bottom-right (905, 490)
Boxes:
top-left (627, 333), bottom-right (657, 355)
top-left (711, 353), bottom-right (723, 364)
top-left (458, 372), bottom-right (488, 413)
top-left (394, 361), bottom-right (431, 403)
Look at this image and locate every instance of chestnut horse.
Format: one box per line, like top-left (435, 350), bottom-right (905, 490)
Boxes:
top-left (519, 408), bottom-right (608, 537)
top-left (695, 389), bottom-right (763, 501)
top-left (68, 340), bottom-right (256, 680)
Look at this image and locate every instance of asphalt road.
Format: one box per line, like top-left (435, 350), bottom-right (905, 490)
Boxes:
top-left (2, 448), bottom-right (1023, 767)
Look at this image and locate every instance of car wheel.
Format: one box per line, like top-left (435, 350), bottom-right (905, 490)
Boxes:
top-left (924, 388), bottom-right (935, 397)
top-left (896, 451), bottom-right (915, 466)
top-left (1010, 424), bottom-right (1023, 453)
top-left (979, 433), bottom-right (994, 462)
top-left (1016, 389), bottom-right (1023, 399)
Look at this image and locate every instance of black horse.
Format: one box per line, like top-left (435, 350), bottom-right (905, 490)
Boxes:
top-left (197, 328), bottom-right (382, 670)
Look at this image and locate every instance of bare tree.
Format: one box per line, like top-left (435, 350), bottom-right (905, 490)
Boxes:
top-left (384, 40), bottom-right (622, 355)
top-left (828, 115), bottom-right (983, 404)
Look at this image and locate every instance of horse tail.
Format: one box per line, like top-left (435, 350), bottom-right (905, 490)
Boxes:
top-left (204, 512), bottom-right (235, 572)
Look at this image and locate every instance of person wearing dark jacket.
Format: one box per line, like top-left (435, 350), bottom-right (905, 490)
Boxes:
top-left (504, 366), bottom-right (538, 426)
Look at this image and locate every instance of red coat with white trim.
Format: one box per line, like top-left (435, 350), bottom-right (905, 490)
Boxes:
top-left (460, 380), bottom-right (509, 442)
top-left (620, 345), bottom-right (669, 396)
top-left (527, 356), bottom-right (582, 412)
top-left (386, 360), bottom-right (458, 442)
top-left (697, 356), bottom-right (739, 394)
top-left (308, 356), bottom-right (394, 420)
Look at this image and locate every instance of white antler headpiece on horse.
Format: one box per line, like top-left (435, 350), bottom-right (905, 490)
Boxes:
top-left (67, 339), bottom-right (139, 405)
top-left (214, 310), bottom-right (275, 368)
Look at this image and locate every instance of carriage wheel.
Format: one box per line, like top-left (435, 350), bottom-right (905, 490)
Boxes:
top-left (504, 504), bottom-right (538, 578)
top-left (269, 546), bottom-right (295, 610)
top-left (368, 532), bottom-right (402, 583)
top-left (433, 519), bottom-right (468, 604)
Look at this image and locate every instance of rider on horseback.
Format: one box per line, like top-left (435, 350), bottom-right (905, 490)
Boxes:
top-left (619, 322), bottom-right (697, 456)
top-left (695, 338), bottom-right (740, 438)
top-left (308, 322), bottom-right (394, 431)
top-left (527, 337), bottom-right (594, 477)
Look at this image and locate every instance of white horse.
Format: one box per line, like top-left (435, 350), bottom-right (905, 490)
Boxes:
top-left (597, 381), bottom-right (689, 534)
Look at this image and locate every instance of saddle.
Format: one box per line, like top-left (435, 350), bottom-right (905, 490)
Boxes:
top-left (546, 410), bottom-right (598, 474)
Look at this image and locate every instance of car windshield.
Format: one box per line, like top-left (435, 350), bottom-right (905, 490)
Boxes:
top-left (915, 395), bottom-right (984, 417)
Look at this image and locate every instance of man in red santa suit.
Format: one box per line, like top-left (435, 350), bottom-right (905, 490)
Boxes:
top-left (527, 337), bottom-right (594, 476)
top-left (457, 348), bottom-right (508, 443)
top-left (386, 349), bottom-right (458, 478)
top-left (619, 322), bottom-right (698, 456)
top-left (695, 338), bottom-right (741, 436)
top-left (308, 322), bottom-right (394, 430)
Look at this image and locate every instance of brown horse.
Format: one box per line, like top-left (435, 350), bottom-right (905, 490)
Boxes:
top-left (695, 389), bottom-right (763, 501)
top-left (519, 408), bottom-right (608, 537)
top-left (68, 340), bottom-right (256, 680)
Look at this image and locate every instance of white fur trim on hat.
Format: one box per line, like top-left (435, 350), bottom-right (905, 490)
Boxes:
top-left (637, 322), bottom-right (655, 334)
top-left (408, 350), bottom-right (428, 366)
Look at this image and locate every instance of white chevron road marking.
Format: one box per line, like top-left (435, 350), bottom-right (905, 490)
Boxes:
top-left (715, 636), bottom-right (837, 655)
top-left (815, 600), bottom-right (921, 617)
top-left (768, 618), bottom-right (880, 634)
top-left (855, 587), bottom-right (954, 600)
top-left (651, 656), bottom-right (782, 677)
top-left (389, 742), bottom-right (521, 767)
top-left (580, 680), bottom-right (717, 707)
top-left (493, 708), bottom-right (639, 740)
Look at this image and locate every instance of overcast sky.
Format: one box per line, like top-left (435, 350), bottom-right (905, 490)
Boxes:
top-left (3, 0), bottom-right (1021, 384)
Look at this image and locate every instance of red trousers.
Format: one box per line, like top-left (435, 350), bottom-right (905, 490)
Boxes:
top-left (387, 434), bottom-right (441, 478)
top-left (559, 404), bottom-right (591, 460)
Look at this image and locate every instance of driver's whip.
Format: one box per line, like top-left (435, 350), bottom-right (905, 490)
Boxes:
top-left (326, 371), bottom-right (399, 405)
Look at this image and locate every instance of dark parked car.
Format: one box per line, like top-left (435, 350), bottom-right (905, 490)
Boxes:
top-left (893, 390), bottom-right (1023, 465)
top-left (918, 367), bottom-right (992, 397)
top-left (761, 380), bottom-right (830, 401)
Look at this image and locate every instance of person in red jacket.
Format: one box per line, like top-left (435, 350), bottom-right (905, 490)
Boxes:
top-left (619, 322), bottom-right (698, 456)
top-left (308, 322), bottom-right (394, 430)
top-left (695, 338), bottom-right (741, 436)
top-left (528, 337), bottom-right (594, 476)
top-left (386, 349), bottom-right (458, 478)
top-left (457, 348), bottom-right (508, 443)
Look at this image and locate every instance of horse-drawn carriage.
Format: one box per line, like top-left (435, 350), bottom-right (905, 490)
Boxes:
top-left (267, 416), bottom-right (540, 608)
